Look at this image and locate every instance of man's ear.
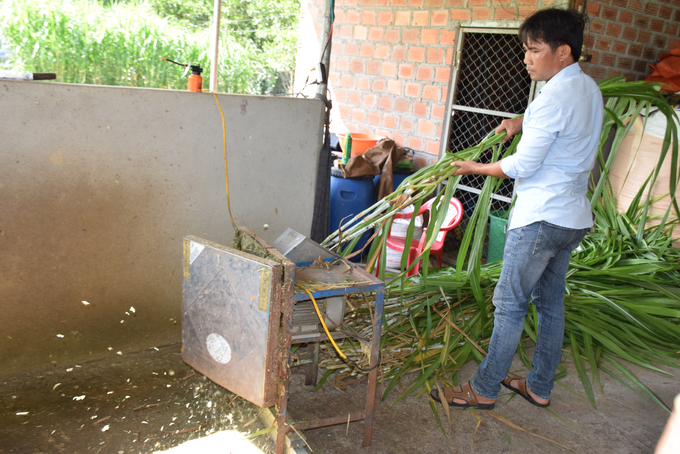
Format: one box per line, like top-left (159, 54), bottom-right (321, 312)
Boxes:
top-left (558, 43), bottom-right (572, 62)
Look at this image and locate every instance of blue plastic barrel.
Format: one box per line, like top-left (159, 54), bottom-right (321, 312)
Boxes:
top-left (373, 168), bottom-right (413, 195)
top-left (330, 167), bottom-right (375, 262)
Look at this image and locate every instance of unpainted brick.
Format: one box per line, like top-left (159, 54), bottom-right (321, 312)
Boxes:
top-left (634, 15), bottom-right (650, 29)
top-left (432, 104), bottom-right (446, 120)
top-left (395, 98), bottom-right (410, 112)
top-left (350, 59), bottom-right (365, 73)
top-left (375, 44), bottom-right (391, 59)
top-left (413, 11), bottom-right (430, 26)
top-left (633, 60), bottom-right (648, 73)
top-left (357, 76), bottom-right (371, 90)
top-left (362, 10), bottom-right (376, 25)
top-left (405, 82), bottom-right (422, 97)
top-left (347, 9), bottom-right (360, 24)
top-left (617, 57), bottom-right (633, 70)
top-left (366, 59), bottom-right (381, 75)
top-left (360, 43), bottom-right (375, 58)
top-left (399, 63), bottom-right (416, 79)
top-left (659, 5), bottom-right (673, 19)
top-left (425, 139), bottom-right (440, 155)
top-left (637, 30), bottom-right (651, 44)
top-left (416, 65), bottom-right (435, 81)
top-left (422, 84), bottom-right (438, 100)
top-left (622, 27), bottom-right (638, 41)
top-left (413, 101), bottom-right (428, 117)
top-left (367, 110), bottom-right (381, 126)
top-left (628, 44), bottom-right (643, 57)
top-left (612, 40), bottom-right (628, 54)
top-left (421, 29), bottom-right (439, 45)
top-left (387, 79), bottom-right (403, 95)
top-left (601, 53), bottom-right (616, 67)
top-left (417, 119), bottom-right (435, 136)
top-left (494, 7), bottom-right (516, 20)
top-left (652, 34), bottom-right (668, 48)
top-left (392, 46), bottom-right (407, 61)
top-left (435, 66), bottom-right (451, 83)
top-left (590, 19), bottom-right (606, 34)
top-left (352, 108), bottom-right (367, 123)
top-left (619, 11), bottom-right (633, 23)
top-left (373, 79), bottom-right (388, 92)
top-left (431, 11), bottom-right (448, 26)
top-left (348, 91), bottom-right (361, 105)
top-left (354, 26), bottom-right (368, 40)
top-left (385, 29), bottom-right (400, 43)
top-left (472, 7), bottom-right (493, 20)
top-left (378, 11), bottom-right (393, 26)
top-left (643, 2), bottom-right (659, 15)
top-left (629, 0), bottom-right (643, 11)
top-left (408, 47), bottom-right (426, 62)
top-left (650, 19), bottom-right (664, 33)
top-left (368, 27), bottom-right (383, 42)
top-left (606, 23), bottom-right (622, 38)
top-left (383, 114), bottom-right (398, 129)
top-left (395, 11), bottom-right (410, 26)
top-left (382, 61), bottom-right (397, 77)
top-left (441, 30), bottom-right (456, 45)
top-left (601, 6), bottom-right (618, 21)
top-left (595, 37), bottom-right (612, 51)
top-left (450, 9), bottom-right (471, 21)
top-left (403, 28), bottom-right (420, 44)
top-left (363, 93), bottom-right (378, 107)
top-left (407, 136), bottom-right (424, 151)
top-left (427, 48), bottom-right (446, 64)
top-left (427, 0), bottom-right (444, 6)
top-left (401, 117), bottom-right (416, 132)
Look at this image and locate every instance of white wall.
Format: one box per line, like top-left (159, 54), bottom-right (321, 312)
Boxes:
top-left (0, 80), bottom-right (324, 374)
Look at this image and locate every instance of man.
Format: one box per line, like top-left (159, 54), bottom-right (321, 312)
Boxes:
top-left (431, 8), bottom-right (603, 409)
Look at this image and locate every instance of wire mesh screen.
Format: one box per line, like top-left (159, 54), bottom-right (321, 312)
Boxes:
top-left (442, 30), bottom-right (532, 265)
top-left (455, 32), bottom-right (531, 115)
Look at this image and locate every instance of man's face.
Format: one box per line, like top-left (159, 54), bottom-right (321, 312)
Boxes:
top-left (523, 38), bottom-right (570, 82)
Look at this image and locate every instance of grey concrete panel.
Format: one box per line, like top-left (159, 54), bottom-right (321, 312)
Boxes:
top-left (0, 80), bottom-right (324, 374)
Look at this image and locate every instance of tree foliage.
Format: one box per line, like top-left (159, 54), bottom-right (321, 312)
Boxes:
top-left (0, 0), bottom-right (299, 94)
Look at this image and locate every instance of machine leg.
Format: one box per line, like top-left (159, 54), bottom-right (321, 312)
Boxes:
top-left (362, 288), bottom-right (384, 447)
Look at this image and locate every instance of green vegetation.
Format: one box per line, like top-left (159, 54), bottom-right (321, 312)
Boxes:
top-left (322, 79), bottom-right (680, 414)
top-left (0, 0), bottom-right (299, 94)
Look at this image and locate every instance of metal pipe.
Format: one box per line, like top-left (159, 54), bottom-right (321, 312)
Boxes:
top-left (210, 0), bottom-right (222, 92)
top-left (316, 0), bottom-right (333, 97)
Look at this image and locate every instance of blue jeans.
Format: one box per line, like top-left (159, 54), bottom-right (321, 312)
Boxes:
top-left (471, 221), bottom-right (589, 401)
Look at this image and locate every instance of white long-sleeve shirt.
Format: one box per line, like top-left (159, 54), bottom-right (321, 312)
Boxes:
top-left (501, 63), bottom-right (604, 231)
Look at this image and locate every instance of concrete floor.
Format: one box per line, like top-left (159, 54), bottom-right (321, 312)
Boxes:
top-left (1, 343), bottom-right (677, 454)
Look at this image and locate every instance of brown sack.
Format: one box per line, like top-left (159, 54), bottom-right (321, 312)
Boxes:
top-left (339, 139), bottom-right (404, 200)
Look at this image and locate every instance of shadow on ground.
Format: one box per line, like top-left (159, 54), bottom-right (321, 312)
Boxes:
top-left (0, 343), bottom-right (676, 453)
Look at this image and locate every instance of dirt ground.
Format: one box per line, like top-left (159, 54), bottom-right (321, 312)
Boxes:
top-left (1, 342), bottom-right (677, 454)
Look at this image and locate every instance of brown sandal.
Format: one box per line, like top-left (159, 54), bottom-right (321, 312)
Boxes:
top-left (501, 374), bottom-right (550, 408)
top-left (430, 382), bottom-right (496, 410)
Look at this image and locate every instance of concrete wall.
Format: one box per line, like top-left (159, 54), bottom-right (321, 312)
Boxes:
top-left (0, 80), bottom-right (325, 375)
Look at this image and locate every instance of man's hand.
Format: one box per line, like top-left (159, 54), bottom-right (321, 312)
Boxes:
top-left (495, 118), bottom-right (524, 143)
top-left (451, 160), bottom-right (480, 176)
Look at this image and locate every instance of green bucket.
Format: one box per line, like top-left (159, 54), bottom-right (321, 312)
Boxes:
top-left (488, 211), bottom-right (509, 263)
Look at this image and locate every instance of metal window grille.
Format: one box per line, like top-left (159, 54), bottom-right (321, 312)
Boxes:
top-left (440, 29), bottom-right (535, 264)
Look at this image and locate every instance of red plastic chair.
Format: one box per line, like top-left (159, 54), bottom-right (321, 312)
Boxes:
top-left (375, 196), bottom-right (463, 277)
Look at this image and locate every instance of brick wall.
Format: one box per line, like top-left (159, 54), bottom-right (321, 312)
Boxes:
top-left (575, 0), bottom-right (680, 81)
top-left (303, 0), bottom-right (678, 164)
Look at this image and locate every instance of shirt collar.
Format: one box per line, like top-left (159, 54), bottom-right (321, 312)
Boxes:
top-left (540, 63), bottom-right (582, 94)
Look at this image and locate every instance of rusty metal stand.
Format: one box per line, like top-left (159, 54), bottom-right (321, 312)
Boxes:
top-left (275, 261), bottom-right (385, 453)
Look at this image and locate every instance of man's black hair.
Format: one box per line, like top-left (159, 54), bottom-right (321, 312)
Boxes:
top-left (519, 8), bottom-right (585, 62)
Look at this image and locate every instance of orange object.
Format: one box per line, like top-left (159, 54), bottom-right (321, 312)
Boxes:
top-left (375, 196), bottom-right (464, 277)
top-left (187, 71), bottom-right (203, 92)
top-left (337, 133), bottom-right (384, 157)
top-left (645, 42), bottom-right (680, 92)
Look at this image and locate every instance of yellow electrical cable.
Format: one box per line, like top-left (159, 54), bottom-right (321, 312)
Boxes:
top-left (208, 90), bottom-right (236, 230)
top-left (299, 287), bottom-right (347, 360)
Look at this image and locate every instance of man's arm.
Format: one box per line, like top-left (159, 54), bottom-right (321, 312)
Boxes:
top-left (451, 160), bottom-right (509, 179)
